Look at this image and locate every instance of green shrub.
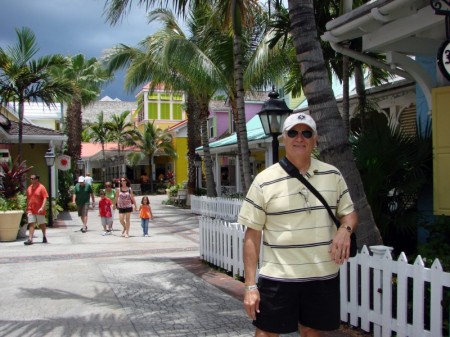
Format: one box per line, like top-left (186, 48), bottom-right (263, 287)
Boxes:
top-left (417, 215), bottom-right (450, 271)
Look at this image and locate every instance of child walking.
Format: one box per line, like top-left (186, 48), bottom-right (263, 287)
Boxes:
top-left (98, 189), bottom-right (113, 235)
top-left (139, 196), bottom-right (153, 237)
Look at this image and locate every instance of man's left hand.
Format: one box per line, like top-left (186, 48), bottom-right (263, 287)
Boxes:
top-left (329, 227), bottom-right (351, 264)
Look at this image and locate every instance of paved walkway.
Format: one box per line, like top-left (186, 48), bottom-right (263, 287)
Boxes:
top-left (0, 194), bottom-right (367, 337)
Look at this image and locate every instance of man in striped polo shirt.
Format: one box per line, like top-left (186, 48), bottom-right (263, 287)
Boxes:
top-left (239, 112), bottom-right (358, 337)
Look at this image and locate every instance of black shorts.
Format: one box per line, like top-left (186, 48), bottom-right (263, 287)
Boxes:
top-left (254, 275), bottom-right (340, 334)
top-left (118, 207), bottom-right (133, 214)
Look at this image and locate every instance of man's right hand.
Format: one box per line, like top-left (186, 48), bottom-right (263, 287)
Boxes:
top-left (243, 288), bottom-right (260, 320)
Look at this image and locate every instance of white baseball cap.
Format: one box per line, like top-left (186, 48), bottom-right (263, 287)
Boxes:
top-left (283, 112), bottom-right (317, 134)
top-left (78, 176), bottom-right (85, 183)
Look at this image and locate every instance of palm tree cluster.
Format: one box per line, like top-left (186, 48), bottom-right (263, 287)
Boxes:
top-left (102, 0), bottom-right (384, 247)
top-left (0, 27), bottom-right (74, 162)
top-left (83, 110), bottom-right (176, 191)
top-left (0, 1), bottom-right (396, 248)
top-left (0, 27), bottom-right (112, 167)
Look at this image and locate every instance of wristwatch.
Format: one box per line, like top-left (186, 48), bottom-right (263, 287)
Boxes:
top-left (340, 224), bottom-right (352, 233)
top-left (245, 284), bottom-right (258, 291)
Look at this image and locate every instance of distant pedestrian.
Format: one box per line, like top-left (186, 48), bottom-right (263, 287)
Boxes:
top-left (73, 176), bottom-right (95, 233)
top-left (98, 189), bottom-right (113, 235)
top-left (113, 177), bottom-right (137, 238)
top-left (104, 181), bottom-right (116, 230)
top-left (139, 196), bottom-right (153, 237)
top-left (84, 173), bottom-right (93, 185)
top-left (24, 174), bottom-right (49, 245)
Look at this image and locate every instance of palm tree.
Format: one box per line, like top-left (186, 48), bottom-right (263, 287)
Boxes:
top-left (53, 54), bottom-right (112, 164)
top-left (286, 0), bottom-right (382, 246)
top-left (104, 3), bottom-right (287, 195)
top-left (0, 27), bottom-right (74, 162)
top-left (84, 111), bottom-right (112, 182)
top-left (103, 6), bottom-right (223, 197)
top-left (127, 121), bottom-right (177, 193)
top-left (103, 0), bottom-right (267, 193)
top-left (108, 110), bottom-right (138, 167)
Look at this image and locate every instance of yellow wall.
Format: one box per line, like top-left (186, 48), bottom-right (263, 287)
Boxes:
top-left (5, 144), bottom-right (52, 190)
top-left (432, 86), bottom-right (450, 215)
top-left (173, 137), bottom-right (188, 185)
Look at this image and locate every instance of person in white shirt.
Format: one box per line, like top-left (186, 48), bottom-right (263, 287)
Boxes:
top-left (84, 173), bottom-right (93, 185)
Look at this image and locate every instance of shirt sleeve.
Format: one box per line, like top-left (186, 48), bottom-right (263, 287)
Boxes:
top-left (237, 179), bottom-right (266, 231)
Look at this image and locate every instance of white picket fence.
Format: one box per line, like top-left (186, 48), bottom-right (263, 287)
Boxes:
top-left (194, 195), bottom-right (450, 337)
top-left (191, 195), bottom-right (242, 221)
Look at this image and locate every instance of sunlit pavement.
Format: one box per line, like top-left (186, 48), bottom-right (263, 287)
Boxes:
top-left (0, 194), bottom-right (359, 337)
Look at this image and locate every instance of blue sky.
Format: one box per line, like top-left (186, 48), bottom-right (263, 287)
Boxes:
top-left (0, 0), bottom-right (163, 101)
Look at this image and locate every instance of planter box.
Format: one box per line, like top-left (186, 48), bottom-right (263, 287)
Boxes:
top-left (0, 210), bottom-right (24, 241)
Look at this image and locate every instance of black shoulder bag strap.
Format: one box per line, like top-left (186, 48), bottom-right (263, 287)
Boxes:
top-left (279, 157), bottom-right (339, 227)
top-left (279, 156), bottom-right (357, 256)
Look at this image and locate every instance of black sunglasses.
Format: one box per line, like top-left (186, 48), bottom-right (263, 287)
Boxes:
top-left (286, 129), bottom-right (314, 139)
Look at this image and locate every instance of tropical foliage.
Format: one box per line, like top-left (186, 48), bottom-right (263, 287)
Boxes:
top-left (0, 27), bottom-right (74, 162)
top-left (126, 121), bottom-right (177, 193)
top-left (83, 111), bottom-right (113, 181)
top-left (52, 54), bottom-right (112, 163)
top-left (351, 112), bottom-right (432, 254)
top-left (0, 157), bottom-right (32, 210)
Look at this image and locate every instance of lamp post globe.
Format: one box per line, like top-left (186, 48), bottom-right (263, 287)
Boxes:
top-left (257, 88), bottom-right (293, 164)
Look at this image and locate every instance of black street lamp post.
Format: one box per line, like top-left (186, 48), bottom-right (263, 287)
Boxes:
top-left (44, 148), bottom-right (56, 227)
top-left (77, 159), bottom-right (84, 176)
top-left (257, 88), bottom-right (293, 164)
top-left (194, 153), bottom-right (202, 191)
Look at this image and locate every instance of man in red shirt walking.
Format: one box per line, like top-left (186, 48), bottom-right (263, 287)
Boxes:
top-left (24, 174), bottom-right (49, 245)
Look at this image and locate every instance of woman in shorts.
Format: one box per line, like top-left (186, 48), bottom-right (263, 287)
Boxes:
top-left (113, 177), bottom-right (137, 238)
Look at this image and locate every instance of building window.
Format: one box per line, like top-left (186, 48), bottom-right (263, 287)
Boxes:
top-left (173, 104), bottom-right (182, 120)
top-left (148, 103), bottom-right (158, 119)
top-left (173, 93), bottom-right (183, 101)
top-left (161, 103), bottom-right (170, 119)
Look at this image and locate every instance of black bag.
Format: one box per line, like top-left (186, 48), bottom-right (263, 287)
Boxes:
top-left (279, 157), bottom-right (357, 257)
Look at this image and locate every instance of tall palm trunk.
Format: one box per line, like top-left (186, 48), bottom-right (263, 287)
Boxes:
top-left (230, 96), bottom-right (245, 191)
top-left (66, 97), bottom-right (83, 165)
top-left (148, 158), bottom-right (154, 193)
top-left (101, 143), bottom-right (106, 182)
top-left (186, 94), bottom-right (201, 194)
top-left (17, 99), bottom-right (25, 163)
top-left (232, 0), bottom-right (252, 193)
top-left (199, 97), bottom-right (217, 197)
top-left (288, 0), bottom-right (382, 247)
top-left (354, 62), bottom-right (366, 132)
top-left (342, 55), bottom-right (350, 136)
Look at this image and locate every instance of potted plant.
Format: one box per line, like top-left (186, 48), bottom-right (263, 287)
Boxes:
top-left (0, 157), bottom-right (32, 241)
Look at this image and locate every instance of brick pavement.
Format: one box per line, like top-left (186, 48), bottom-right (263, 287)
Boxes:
top-left (0, 194), bottom-right (371, 337)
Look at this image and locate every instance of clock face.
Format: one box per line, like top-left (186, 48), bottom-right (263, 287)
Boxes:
top-left (437, 40), bottom-right (450, 82)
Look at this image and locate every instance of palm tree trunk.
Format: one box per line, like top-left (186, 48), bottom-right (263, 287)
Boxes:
top-left (342, 55), bottom-right (350, 137)
top-left (230, 97), bottom-right (246, 192)
top-left (199, 98), bottom-right (217, 197)
top-left (186, 93), bottom-right (201, 194)
top-left (66, 98), bottom-right (82, 165)
top-left (288, 0), bottom-right (383, 247)
top-left (18, 100), bottom-right (24, 163)
top-left (354, 62), bottom-right (366, 132)
top-left (232, 0), bottom-right (252, 193)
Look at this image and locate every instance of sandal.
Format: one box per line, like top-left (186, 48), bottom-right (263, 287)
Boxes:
top-left (24, 239), bottom-right (33, 245)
